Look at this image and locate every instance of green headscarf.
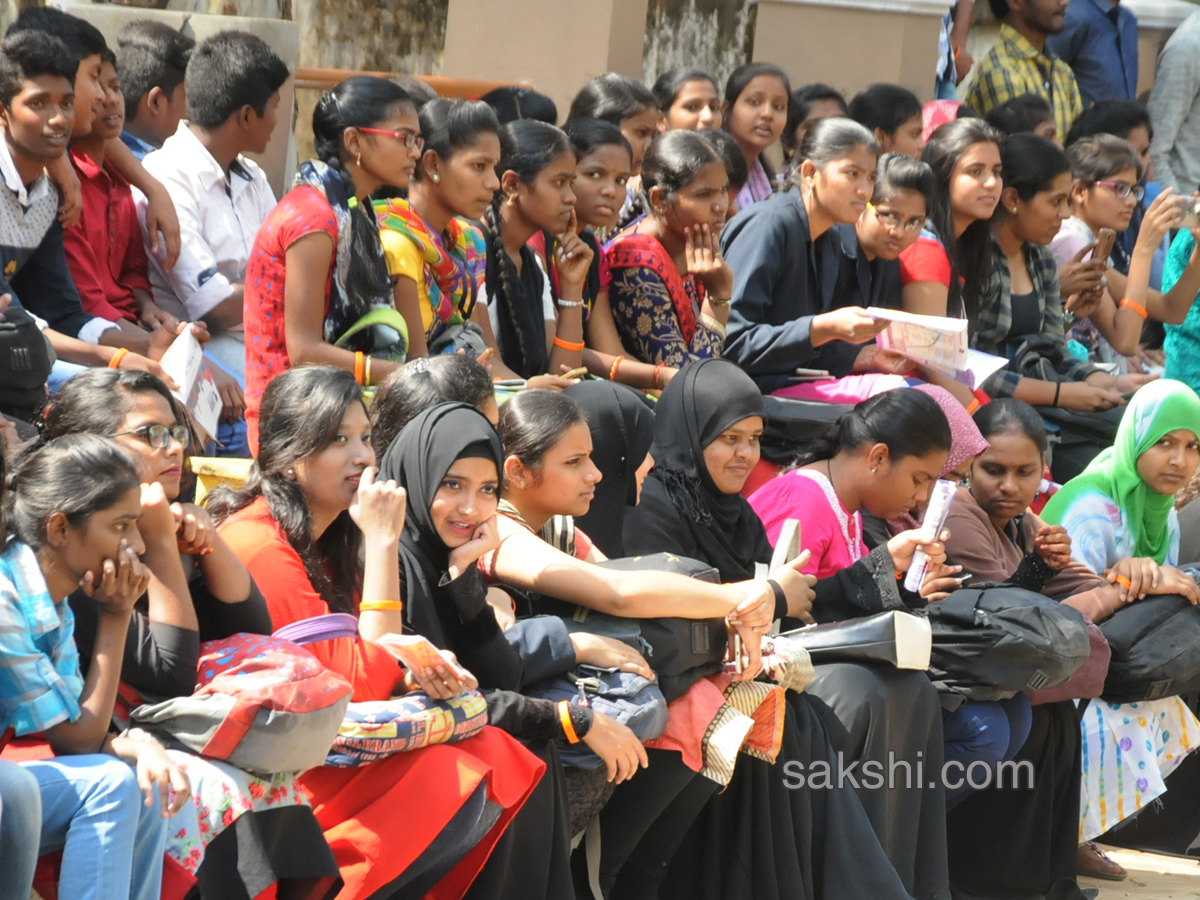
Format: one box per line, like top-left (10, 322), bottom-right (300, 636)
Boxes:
top-left (1041, 379), bottom-right (1200, 563)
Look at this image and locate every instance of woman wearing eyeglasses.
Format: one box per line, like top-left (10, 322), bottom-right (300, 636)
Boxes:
top-left (1050, 134), bottom-right (1200, 368)
top-left (242, 76), bottom-right (424, 452)
top-left (37, 369), bottom-right (337, 898)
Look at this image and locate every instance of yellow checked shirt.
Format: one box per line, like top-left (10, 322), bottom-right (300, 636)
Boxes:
top-left (964, 24), bottom-right (1083, 141)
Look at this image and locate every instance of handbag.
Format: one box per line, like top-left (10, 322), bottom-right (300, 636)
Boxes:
top-left (926, 584), bottom-right (1092, 700)
top-left (779, 609), bottom-right (932, 670)
top-left (334, 305), bottom-right (410, 363)
top-left (526, 665), bottom-right (669, 768)
top-left (1096, 593), bottom-right (1200, 702)
top-left (129, 632), bottom-right (353, 775)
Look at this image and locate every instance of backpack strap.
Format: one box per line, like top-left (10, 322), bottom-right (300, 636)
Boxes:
top-left (273, 613), bottom-right (361, 645)
top-left (333, 306), bottom-right (411, 350)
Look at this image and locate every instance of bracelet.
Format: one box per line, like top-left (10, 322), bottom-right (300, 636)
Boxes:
top-left (965, 398), bottom-right (981, 415)
top-left (1052, 382), bottom-right (1061, 408)
top-left (553, 336), bottom-right (585, 351)
top-left (559, 700), bottom-right (581, 743)
top-left (359, 600), bottom-right (403, 612)
top-left (767, 579), bottom-right (788, 621)
top-left (608, 354), bottom-right (625, 381)
top-left (652, 362), bottom-right (666, 390)
top-left (708, 296), bottom-right (731, 307)
top-left (953, 44), bottom-right (962, 61)
top-left (557, 299), bottom-right (584, 309)
top-left (354, 351), bottom-right (365, 386)
top-left (108, 347), bottom-right (130, 369)
top-left (364, 355), bottom-right (372, 387)
top-left (1120, 297), bottom-right (1149, 320)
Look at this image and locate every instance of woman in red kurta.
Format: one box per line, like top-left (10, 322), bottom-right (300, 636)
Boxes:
top-left (213, 366), bottom-right (543, 900)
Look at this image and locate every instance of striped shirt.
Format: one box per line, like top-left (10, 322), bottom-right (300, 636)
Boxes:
top-left (964, 24), bottom-right (1083, 141)
top-left (0, 541), bottom-right (83, 736)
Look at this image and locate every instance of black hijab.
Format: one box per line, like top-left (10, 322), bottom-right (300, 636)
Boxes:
top-left (565, 380), bottom-right (655, 558)
top-left (634, 358), bottom-right (772, 581)
top-left (378, 402), bottom-right (504, 646)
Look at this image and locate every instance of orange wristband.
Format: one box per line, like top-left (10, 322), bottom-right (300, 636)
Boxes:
top-left (354, 351), bottom-right (365, 385)
top-left (558, 700), bottom-right (580, 743)
top-left (966, 398), bottom-right (981, 415)
top-left (609, 354), bottom-right (625, 381)
top-left (553, 336), bottom-right (585, 351)
top-left (652, 363), bottom-right (666, 390)
top-left (359, 600), bottom-right (403, 612)
top-left (1120, 298), bottom-right (1148, 320)
top-left (108, 347), bottom-right (130, 369)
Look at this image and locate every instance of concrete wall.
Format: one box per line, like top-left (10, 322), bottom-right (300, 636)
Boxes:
top-left (442, 0), bottom-right (650, 123)
top-left (753, 0), bottom-right (947, 104)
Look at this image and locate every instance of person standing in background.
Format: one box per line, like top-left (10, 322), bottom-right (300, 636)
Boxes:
top-left (1046, 0), bottom-right (1138, 106)
top-left (1148, 11), bottom-right (1200, 195)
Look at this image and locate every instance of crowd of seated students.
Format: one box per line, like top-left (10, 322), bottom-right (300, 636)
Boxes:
top-left (6, 5), bottom-right (1200, 899)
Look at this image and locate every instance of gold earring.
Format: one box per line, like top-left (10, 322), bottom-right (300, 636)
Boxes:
top-left (356, 153), bottom-right (362, 167)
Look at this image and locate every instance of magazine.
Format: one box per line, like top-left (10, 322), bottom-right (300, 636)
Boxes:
top-left (157, 329), bottom-right (222, 443)
top-left (867, 307), bottom-right (1007, 389)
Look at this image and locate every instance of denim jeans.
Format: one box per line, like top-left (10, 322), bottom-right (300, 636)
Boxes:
top-left (942, 694), bottom-right (1034, 809)
top-left (23, 754), bottom-right (167, 900)
top-left (0, 760), bottom-right (40, 900)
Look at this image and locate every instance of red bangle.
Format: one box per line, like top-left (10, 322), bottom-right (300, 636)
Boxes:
top-left (108, 347), bottom-right (130, 369)
top-left (971, 388), bottom-right (991, 408)
top-left (558, 700), bottom-right (580, 743)
top-left (1120, 297), bottom-right (1149, 320)
top-left (608, 354), bottom-right (625, 381)
top-left (652, 362), bottom-right (666, 390)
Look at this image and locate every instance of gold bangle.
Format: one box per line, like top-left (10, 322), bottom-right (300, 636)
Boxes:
top-left (359, 600), bottom-right (403, 612)
top-left (364, 355), bottom-right (372, 387)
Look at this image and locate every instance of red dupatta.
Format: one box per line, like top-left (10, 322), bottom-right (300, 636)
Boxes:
top-left (606, 232), bottom-right (705, 343)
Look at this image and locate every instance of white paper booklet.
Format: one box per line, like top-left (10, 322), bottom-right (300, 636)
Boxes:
top-left (157, 329), bottom-right (222, 443)
top-left (867, 308), bottom-right (1007, 389)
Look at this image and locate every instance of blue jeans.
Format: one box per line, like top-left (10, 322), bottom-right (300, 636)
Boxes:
top-left (0, 760), bottom-right (40, 900)
top-left (23, 755), bottom-right (167, 900)
top-left (942, 694), bottom-right (1033, 809)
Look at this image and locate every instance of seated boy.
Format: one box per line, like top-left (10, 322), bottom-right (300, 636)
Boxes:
top-left (8, 7), bottom-right (183, 272)
top-left (116, 20), bottom-right (193, 160)
top-left (0, 30), bottom-right (170, 396)
top-left (140, 30), bottom-right (287, 382)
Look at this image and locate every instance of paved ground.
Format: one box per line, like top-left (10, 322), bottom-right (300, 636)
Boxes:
top-left (1080, 845), bottom-right (1200, 899)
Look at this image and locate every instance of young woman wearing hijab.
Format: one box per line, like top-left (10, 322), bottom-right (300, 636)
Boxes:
top-left (495, 381), bottom-right (914, 900)
top-left (377, 401), bottom-right (653, 895)
top-left (939, 399), bottom-right (1126, 892)
top-left (1040, 381), bottom-right (1200, 859)
top-left (212, 366), bottom-right (549, 900)
top-left (563, 380), bottom-right (655, 559)
top-left (625, 361), bottom-right (953, 900)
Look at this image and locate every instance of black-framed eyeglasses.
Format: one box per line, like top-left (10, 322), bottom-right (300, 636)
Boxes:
top-left (1091, 181), bottom-right (1145, 202)
top-left (113, 424), bottom-right (190, 451)
top-left (867, 202), bottom-right (925, 234)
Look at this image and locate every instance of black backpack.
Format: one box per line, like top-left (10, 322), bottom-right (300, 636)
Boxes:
top-left (927, 584), bottom-right (1091, 700)
top-left (1097, 593), bottom-right (1200, 702)
top-left (0, 307), bottom-right (52, 420)
top-left (534, 552), bottom-right (727, 702)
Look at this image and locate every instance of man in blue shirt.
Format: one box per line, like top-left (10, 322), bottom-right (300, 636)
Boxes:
top-left (115, 20), bottom-right (193, 160)
top-left (1046, 0), bottom-right (1138, 106)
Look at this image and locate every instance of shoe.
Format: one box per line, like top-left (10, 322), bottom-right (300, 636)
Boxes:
top-left (1077, 841), bottom-right (1128, 881)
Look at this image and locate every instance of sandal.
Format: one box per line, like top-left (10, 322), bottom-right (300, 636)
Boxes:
top-left (1077, 842), bottom-right (1128, 881)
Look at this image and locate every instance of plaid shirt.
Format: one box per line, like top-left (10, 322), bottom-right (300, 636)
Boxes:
top-left (973, 232), bottom-right (1098, 397)
top-left (964, 24), bottom-right (1084, 140)
top-left (0, 541), bottom-right (83, 737)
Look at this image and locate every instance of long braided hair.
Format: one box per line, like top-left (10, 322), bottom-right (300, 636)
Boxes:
top-left (483, 119), bottom-right (573, 378)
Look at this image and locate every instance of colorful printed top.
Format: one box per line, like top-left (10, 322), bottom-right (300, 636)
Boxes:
top-left (606, 231), bottom-right (724, 366)
top-left (375, 198), bottom-right (485, 345)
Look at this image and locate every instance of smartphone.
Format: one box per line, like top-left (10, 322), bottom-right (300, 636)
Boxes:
top-left (1178, 196), bottom-right (1200, 230)
top-left (1092, 227), bottom-right (1116, 263)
